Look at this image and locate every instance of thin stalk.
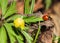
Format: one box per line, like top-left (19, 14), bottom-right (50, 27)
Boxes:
top-left (24, 0), bottom-right (30, 14)
top-left (45, 0), bottom-right (52, 10)
top-left (33, 22), bottom-right (41, 43)
top-left (29, 0), bottom-right (35, 14)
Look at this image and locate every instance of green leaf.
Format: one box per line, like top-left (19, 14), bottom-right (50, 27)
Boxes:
top-left (4, 23), bottom-right (16, 36)
top-left (4, 23), bottom-right (16, 43)
top-left (17, 39), bottom-right (24, 43)
top-left (6, 15), bottom-right (22, 22)
top-left (4, 1), bottom-right (16, 19)
top-left (24, 16), bottom-right (43, 23)
top-left (21, 31), bottom-right (33, 43)
top-left (17, 36), bottom-right (24, 43)
top-left (15, 29), bottom-right (24, 42)
top-left (0, 26), bottom-right (7, 43)
top-left (0, 0), bottom-right (8, 15)
top-left (24, 0), bottom-right (30, 14)
top-left (16, 34), bottom-right (24, 43)
top-left (4, 23), bottom-right (24, 43)
top-left (9, 34), bottom-right (16, 43)
top-left (45, 0), bottom-right (52, 10)
top-left (22, 31), bottom-right (33, 40)
top-left (29, 0), bottom-right (35, 14)
top-left (17, 35), bottom-right (23, 41)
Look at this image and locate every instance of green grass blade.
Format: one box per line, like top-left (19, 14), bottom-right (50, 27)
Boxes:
top-left (24, 0), bottom-right (30, 14)
top-left (29, 0), bottom-right (35, 14)
top-left (0, 26), bottom-right (7, 43)
top-left (45, 0), bottom-right (52, 10)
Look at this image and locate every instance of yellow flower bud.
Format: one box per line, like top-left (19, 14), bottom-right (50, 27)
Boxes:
top-left (14, 18), bottom-right (25, 30)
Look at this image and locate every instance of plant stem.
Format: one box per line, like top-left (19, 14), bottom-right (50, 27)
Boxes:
top-left (24, 0), bottom-right (30, 14)
top-left (33, 22), bottom-right (41, 43)
top-left (29, 0), bottom-right (35, 14)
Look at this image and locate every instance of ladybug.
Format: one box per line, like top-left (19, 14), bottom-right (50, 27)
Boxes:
top-left (42, 13), bottom-right (49, 21)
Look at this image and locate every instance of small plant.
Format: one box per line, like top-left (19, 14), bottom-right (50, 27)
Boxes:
top-left (0, 0), bottom-right (33, 43)
top-left (0, 0), bottom-right (43, 43)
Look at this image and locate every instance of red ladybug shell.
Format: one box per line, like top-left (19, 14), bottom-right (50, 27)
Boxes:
top-left (43, 13), bottom-right (48, 21)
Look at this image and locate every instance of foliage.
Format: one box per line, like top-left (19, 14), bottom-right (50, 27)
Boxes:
top-left (45, 0), bottom-right (52, 10)
top-left (0, 0), bottom-right (43, 43)
top-left (52, 35), bottom-right (60, 43)
top-left (24, 0), bottom-right (35, 14)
